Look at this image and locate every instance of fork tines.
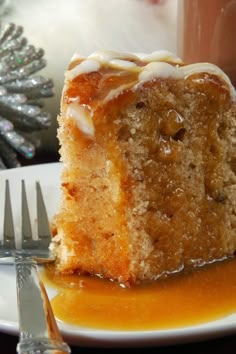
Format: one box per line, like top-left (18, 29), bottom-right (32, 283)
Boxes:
top-left (1, 180), bottom-right (53, 259)
top-left (2, 180), bottom-right (15, 250)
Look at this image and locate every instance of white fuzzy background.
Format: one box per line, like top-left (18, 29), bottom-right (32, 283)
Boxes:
top-left (0, 0), bottom-right (178, 154)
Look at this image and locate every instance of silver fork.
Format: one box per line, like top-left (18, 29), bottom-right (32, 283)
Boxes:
top-left (0, 180), bottom-right (71, 354)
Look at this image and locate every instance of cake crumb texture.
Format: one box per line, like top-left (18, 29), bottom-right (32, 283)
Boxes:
top-left (53, 51), bottom-right (236, 285)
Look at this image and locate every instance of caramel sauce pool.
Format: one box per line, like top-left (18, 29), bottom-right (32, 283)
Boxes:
top-left (42, 257), bottom-right (236, 330)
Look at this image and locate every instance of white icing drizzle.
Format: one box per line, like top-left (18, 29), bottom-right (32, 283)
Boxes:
top-left (66, 50), bottom-right (235, 99)
top-left (66, 103), bottom-right (94, 136)
top-left (139, 62), bottom-right (181, 83)
top-left (109, 59), bottom-right (137, 69)
top-left (136, 50), bottom-right (182, 64)
top-left (70, 53), bottom-right (85, 62)
top-left (65, 59), bottom-right (100, 81)
top-left (88, 50), bottom-right (139, 63)
top-left (103, 81), bottom-right (137, 103)
top-left (65, 50), bottom-right (236, 136)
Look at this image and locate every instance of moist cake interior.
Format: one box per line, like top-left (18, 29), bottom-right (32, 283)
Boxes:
top-left (52, 51), bottom-right (236, 285)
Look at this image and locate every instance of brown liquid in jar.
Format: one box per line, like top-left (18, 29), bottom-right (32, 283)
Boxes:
top-left (177, 0), bottom-right (236, 87)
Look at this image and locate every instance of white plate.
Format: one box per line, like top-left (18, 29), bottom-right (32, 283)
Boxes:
top-left (0, 162), bottom-right (236, 348)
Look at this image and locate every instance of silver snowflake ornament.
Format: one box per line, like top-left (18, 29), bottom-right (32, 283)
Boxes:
top-left (0, 23), bottom-right (54, 169)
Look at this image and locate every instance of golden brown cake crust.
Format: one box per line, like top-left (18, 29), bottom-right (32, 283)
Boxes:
top-left (52, 51), bottom-right (236, 285)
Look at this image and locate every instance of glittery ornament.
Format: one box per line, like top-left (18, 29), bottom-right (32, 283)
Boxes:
top-left (0, 22), bottom-right (53, 169)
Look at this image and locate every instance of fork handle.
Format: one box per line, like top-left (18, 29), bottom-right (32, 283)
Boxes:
top-left (15, 256), bottom-right (71, 354)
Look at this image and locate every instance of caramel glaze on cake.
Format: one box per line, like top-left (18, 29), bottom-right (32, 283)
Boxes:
top-left (51, 50), bottom-right (236, 285)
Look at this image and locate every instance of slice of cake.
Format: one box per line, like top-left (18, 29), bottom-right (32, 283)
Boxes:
top-left (51, 50), bottom-right (236, 285)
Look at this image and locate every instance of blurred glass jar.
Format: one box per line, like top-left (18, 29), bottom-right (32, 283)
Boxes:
top-left (177, 0), bottom-right (236, 86)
